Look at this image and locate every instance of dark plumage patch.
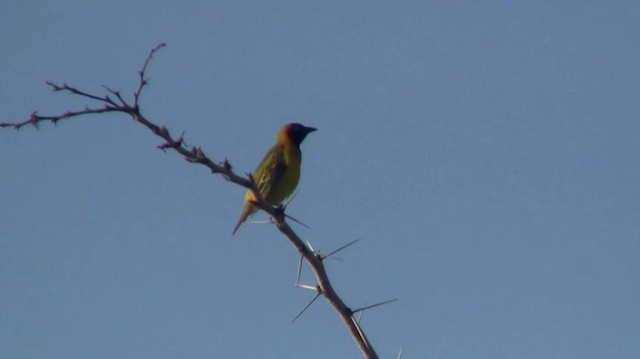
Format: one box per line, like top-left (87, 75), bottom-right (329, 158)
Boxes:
top-left (285, 123), bottom-right (317, 146)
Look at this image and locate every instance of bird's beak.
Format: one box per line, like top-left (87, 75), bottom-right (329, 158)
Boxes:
top-left (304, 126), bottom-right (317, 133)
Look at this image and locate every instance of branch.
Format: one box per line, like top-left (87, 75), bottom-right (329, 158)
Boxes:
top-left (1, 43), bottom-right (385, 359)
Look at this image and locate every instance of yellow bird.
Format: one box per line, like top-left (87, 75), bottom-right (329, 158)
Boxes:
top-left (232, 123), bottom-right (317, 235)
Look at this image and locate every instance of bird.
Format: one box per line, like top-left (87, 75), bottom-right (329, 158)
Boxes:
top-left (232, 123), bottom-right (317, 235)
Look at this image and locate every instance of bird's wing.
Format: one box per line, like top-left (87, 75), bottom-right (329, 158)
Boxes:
top-left (232, 145), bottom-right (287, 235)
top-left (253, 144), bottom-right (287, 200)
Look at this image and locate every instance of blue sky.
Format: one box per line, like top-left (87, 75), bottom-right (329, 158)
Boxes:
top-left (2, 1), bottom-right (639, 358)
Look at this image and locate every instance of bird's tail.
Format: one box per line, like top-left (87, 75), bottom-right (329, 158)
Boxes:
top-left (231, 202), bottom-right (255, 235)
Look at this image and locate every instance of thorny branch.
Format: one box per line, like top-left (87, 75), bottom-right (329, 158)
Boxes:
top-left (1, 43), bottom-right (388, 359)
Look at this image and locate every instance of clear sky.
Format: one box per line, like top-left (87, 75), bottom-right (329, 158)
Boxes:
top-left (2, 1), bottom-right (639, 358)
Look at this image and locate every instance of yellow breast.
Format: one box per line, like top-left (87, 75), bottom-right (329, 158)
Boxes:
top-left (265, 143), bottom-right (301, 204)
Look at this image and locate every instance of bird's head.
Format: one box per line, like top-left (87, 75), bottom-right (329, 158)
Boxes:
top-left (278, 123), bottom-right (317, 146)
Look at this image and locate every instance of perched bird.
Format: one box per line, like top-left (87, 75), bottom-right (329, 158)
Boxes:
top-left (232, 123), bottom-right (317, 235)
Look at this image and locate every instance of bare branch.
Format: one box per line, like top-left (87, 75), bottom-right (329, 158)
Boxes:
top-left (46, 81), bottom-right (108, 103)
top-left (101, 85), bottom-right (129, 107)
top-left (134, 42), bottom-right (166, 107)
top-left (1, 43), bottom-right (384, 359)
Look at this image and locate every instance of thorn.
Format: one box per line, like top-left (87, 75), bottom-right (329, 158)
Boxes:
top-left (279, 192), bottom-right (310, 229)
top-left (352, 298), bottom-right (398, 314)
top-left (350, 316), bottom-right (371, 349)
top-left (222, 158), bottom-right (232, 171)
top-left (323, 238), bottom-right (362, 259)
top-left (355, 307), bottom-right (364, 323)
top-left (295, 284), bottom-right (317, 291)
top-left (305, 241), bottom-right (315, 253)
top-left (174, 139), bottom-right (183, 148)
top-left (284, 190), bottom-right (299, 207)
top-left (291, 292), bottom-right (321, 323)
top-left (175, 131), bottom-right (189, 148)
top-left (186, 147), bottom-right (206, 164)
top-left (30, 117), bottom-right (39, 129)
top-left (283, 213), bottom-right (310, 229)
top-left (396, 346), bottom-right (404, 359)
top-left (295, 255), bottom-right (303, 286)
top-left (220, 158), bottom-right (233, 180)
top-left (247, 219), bottom-right (274, 226)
